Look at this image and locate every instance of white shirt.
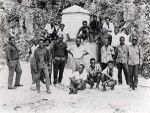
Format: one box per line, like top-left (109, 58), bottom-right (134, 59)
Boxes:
top-left (57, 29), bottom-right (68, 42)
top-left (102, 67), bottom-right (118, 80)
top-left (67, 45), bottom-right (87, 59)
top-left (103, 22), bottom-right (115, 35)
top-left (44, 24), bottom-right (55, 34)
top-left (71, 70), bottom-right (87, 80)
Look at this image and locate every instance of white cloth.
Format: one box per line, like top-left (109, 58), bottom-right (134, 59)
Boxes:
top-left (44, 24), bottom-right (55, 34)
top-left (67, 45), bottom-right (87, 59)
top-left (102, 67), bottom-right (118, 80)
top-left (71, 70), bottom-right (87, 80)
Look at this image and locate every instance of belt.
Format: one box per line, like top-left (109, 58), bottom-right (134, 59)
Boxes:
top-left (55, 57), bottom-right (66, 60)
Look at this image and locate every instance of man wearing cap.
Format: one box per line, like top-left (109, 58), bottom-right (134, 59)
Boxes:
top-left (57, 23), bottom-right (70, 42)
top-left (6, 36), bottom-right (23, 89)
top-left (103, 17), bottom-right (115, 45)
top-left (52, 34), bottom-right (68, 86)
top-left (128, 36), bottom-right (143, 90)
top-left (34, 38), bottom-right (51, 94)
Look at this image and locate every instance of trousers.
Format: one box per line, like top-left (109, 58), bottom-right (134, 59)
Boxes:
top-left (7, 60), bottom-right (22, 87)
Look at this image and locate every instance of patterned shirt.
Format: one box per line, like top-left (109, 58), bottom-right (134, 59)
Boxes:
top-left (87, 63), bottom-right (102, 75)
top-left (101, 45), bottom-right (114, 63)
top-left (116, 44), bottom-right (128, 64)
top-left (128, 45), bottom-right (143, 65)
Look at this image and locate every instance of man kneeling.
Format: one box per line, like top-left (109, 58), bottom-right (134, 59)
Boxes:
top-left (69, 64), bottom-right (87, 94)
top-left (101, 61), bottom-right (117, 91)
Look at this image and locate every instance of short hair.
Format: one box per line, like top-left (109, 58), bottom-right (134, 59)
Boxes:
top-left (93, 15), bottom-right (97, 18)
top-left (60, 23), bottom-right (65, 27)
top-left (90, 58), bottom-right (95, 62)
top-left (79, 64), bottom-right (85, 69)
top-left (105, 17), bottom-right (111, 20)
top-left (107, 60), bottom-right (113, 64)
top-left (38, 38), bottom-right (44, 43)
top-left (9, 36), bottom-right (15, 41)
top-left (76, 37), bottom-right (81, 41)
top-left (120, 36), bottom-right (125, 40)
top-left (82, 20), bottom-right (87, 24)
top-left (132, 36), bottom-right (138, 41)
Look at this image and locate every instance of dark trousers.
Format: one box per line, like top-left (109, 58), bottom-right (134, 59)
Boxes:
top-left (128, 65), bottom-right (139, 88)
top-left (117, 63), bottom-right (129, 84)
top-left (101, 63), bottom-right (108, 70)
top-left (53, 59), bottom-right (65, 84)
top-left (7, 60), bottom-right (22, 87)
top-left (85, 72), bottom-right (101, 88)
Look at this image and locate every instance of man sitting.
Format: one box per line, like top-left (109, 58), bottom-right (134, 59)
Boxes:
top-left (85, 58), bottom-right (102, 89)
top-left (101, 61), bottom-right (117, 91)
top-left (69, 64), bottom-right (87, 94)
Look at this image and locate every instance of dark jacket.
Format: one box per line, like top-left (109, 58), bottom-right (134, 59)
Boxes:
top-left (6, 43), bottom-right (19, 61)
top-left (34, 46), bottom-right (50, 70)
top-left (52, 42), bottom-right (68, 60)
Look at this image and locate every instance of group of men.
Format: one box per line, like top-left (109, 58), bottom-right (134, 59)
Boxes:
top-left (5, 15), bottom-right (143, 95)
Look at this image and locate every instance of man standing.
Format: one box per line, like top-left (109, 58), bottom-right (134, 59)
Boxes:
top-left (101, 38), bottom-right (115, 70)
top-left (34, 39), bottom-right (51, 94)
top-left (68, 38), bottom-right (89, 73)
top-left (53, 34), bottom-right (68, 86)
top-left (116, 36), bottom-right (129, 85)
top-left (77, 21), bottom-right (90, 42)
top-left (101, 61), bottom-right (117, 91)
top-left (86, 58), bottom-right (102, 89)
top-left (6, 36), bottom-right (23, 89)
top-left (128, 36), bottom-right (143, 90)
top-left (28, 38), bottom-right (38, 85)
top-left (69, 64), bottom-right (87, 94)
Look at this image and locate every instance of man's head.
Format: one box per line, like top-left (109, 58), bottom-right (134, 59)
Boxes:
top-left (105, 17), bottom-right (111, 24)
top-left (107, 61), bottom-right (114, 70)
top-left (58, 34), bottom-right (64, 43)
top-left (82, 21), bottom-right (87, 27)
top-left (93, 15), bottom-right (97, 21)
top-left (104, 38), bottom-right (109, 46)
top-left (76, 38), bottom-right (81, 47)
top-left (120, 36), bottom-right (125, 45)
top-left (132, 36), bottom-right (138, 45)
top-left (9, 36), bottom-right (15, 45)
top-left (38, 39), bottom-right (44, 48)
top-left (44, 38), bottom-right (50, 47)
top-left (90, 58), bottom-right (96, 68)
top-left (33, 37), bottom-right (38, 45)
top-left (60, 23), bottom-right (65, 30)
top-left (51, 19), bottom-right (54, 26)
top-left (79, 64), bottom-right (85, 73)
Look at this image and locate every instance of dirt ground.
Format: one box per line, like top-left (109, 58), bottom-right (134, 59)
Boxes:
top-left (0, 62), bottom-right (150, 113)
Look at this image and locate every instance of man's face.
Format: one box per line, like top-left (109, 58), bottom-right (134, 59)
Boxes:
top-left (10, 38), bottom-right (15, 45)
top-left (105, 39), bottom-right (109, 46)
top-left (90, 60), bottom-right (96, 68)
top-left (39, 40), bottom-right (44, 48)
top-left (83, 22), bottom-right (87, 27)
top-left (45, 40), bottom-right (50, 47)
top-left (106, 19), bottom-right (110, 23)
top-left (60, 25), bottom-right (64, 30)
top-left (132, 38), bottom-right (138, 45)
top-left (58, 34), bottom-right (63, 43)
top-left (79, 65), bottom-right (84, 73)
top-left (76, 39), bottom-right (81, 46)
top-left (120, 37), bottom-right (125, 45)
top-left (93, 17), bottom-right (97, 21)
top-left (33, 38), bottom-right (38, 45)
top-left (51, 20), bottom-right (54, 25)
top-left (108, 63), bottom-right (113, 69)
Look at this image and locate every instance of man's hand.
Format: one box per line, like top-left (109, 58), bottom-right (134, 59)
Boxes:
top-left (9, 61), bottom-right (14, 68)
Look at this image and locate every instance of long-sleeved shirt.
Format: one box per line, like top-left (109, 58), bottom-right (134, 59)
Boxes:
top-left (6, 43), bottom-right (19, 61)
top-left (34, 47), bottom-right (49, 69)
top-left (53, 42), bottom-right (68, 59)
top-left (116, 44), bottom-right (128, 64)
top-left (71, 70), bottom-right (87, 80)
top-left (128, 45), bottom-right (143, 65)
top-left (101, 45), bottom-right (114, 63)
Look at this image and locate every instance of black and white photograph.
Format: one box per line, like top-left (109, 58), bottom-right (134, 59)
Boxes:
top-left (0, 0), bottom-right (150, 113)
